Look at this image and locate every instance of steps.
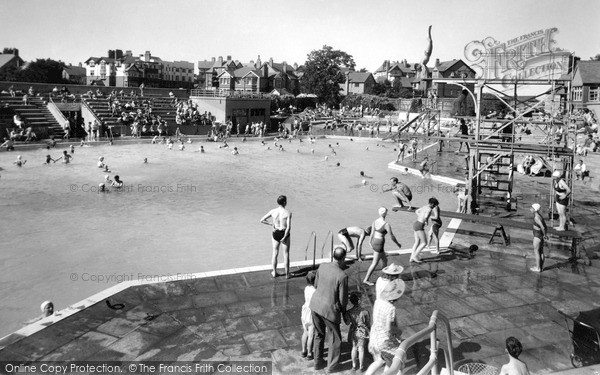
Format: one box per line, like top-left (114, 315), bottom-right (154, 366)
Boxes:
top-left (0, 93), bottom-right (63, 137)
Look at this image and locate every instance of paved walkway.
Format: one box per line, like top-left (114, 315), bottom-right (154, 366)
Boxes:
top-left (0, 241), bottom-right (598, 374)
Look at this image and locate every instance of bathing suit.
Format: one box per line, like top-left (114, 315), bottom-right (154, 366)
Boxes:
top-left (431, 218), bottom-right (442, 228)
top-left (533, 213), bottom-right (546, 240)
top-left (413, 221), bottom-right (425, 231)
top-left (338, 228), bottom-right (351, 242)
top-left (371, 225), bottom-right (387, 253)
top-left (554, 181), bottom-right (569, 206)
top-left (272, 229), bottom-right (286, 242)
top-left (371, 237), bottom-right (385, 253)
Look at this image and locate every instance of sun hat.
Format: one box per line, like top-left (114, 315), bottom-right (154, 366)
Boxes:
top-left (382, 263), bottom-right (404, 275)
top-left (552, 170), bottom-right (562, 178)
top-left (531, 203), bottom-right (541, 211)
top-left (380, 279), bottom-right (406, 301)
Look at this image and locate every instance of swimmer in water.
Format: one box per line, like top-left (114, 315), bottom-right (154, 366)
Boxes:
top-left (187, 138), bottom-right (192, 144)
top-left (14, 155), bottom-right (26, 166)
top-left (143, 158), bottom-right (148, 163)
top-left (55, 150), bottom-right (73, 164)
top-left (232, 147), bottom-right (239, 155)
top-left (223, 141), bottom-right (229, 148)
top-left (44, 155), bottom-right (56, 164)
top-left (111, 175), bottom-right (124, 188)
top-left (168, 143), bottom-right (173, 150)
top-left (261, 140), bottom-right (266, 146)
top-left (70, 145), bottom-right (75, 154)
top-left (179, 143), bottom-right (185, 151)
top-left (311, 149), bottom-right (315, 154)
top-left (151, 135), bottom-right (158, 144)
top-left (98, 182), bottom-right (108, 192)
top-left (97, 156), bottom-right (106, 169)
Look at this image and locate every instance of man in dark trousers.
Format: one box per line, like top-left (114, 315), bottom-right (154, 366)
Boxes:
top-left (309, 246), bottom-right (349, 373)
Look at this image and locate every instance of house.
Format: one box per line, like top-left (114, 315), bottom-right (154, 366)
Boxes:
top-left (62, 64), bottom-right (87, 84)
top-left (197, 55), bottom-right (244, 90)
top-left (84, 50), bottom-right (194, 88)
top-left (340, 71), bottom-right (376, 95)
top-left (571, 60), bottom-right (600, 118)
top-left (211, 56), bottom-right (299, 94)
top-left (429, 59), bottom-right (477, 97)
top-left (374, 60), bottom-right (416, 82)
top-left (0, 48), bottom-right (25, 76)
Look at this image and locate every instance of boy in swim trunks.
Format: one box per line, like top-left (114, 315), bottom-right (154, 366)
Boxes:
top-left (383, 177), bottom-right (413, 209)
top-left (337, 226), bottom-right (372, 261)
top-left (410, 198), bottom-right (437, 263)
top-left (260, 195), bottom-right (292, 278)
top-left (530, 203), bottom-right (547, 273)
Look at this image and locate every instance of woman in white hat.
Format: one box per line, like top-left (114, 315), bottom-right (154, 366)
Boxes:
top-left (552, 170), bottom-right (570, 231)
top-left (375, 263), bottom-right (405, 300)
top-left (365, 279), bottom-right (405, 375)
top-left (530, 203), bottom-right (548, 273)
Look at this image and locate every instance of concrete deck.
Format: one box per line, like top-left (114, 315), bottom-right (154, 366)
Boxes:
top-left (1, 240), bottom-right (598, 374)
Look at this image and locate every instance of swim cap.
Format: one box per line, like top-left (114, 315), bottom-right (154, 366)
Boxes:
top-left (531, 203), bottom-right (541, 211)
top-left (552, 170), bottom-right (562, 178)
top-left (40, 301), bottom-right (52, 312)
top-left (378, 207), bottom-right (388, 216)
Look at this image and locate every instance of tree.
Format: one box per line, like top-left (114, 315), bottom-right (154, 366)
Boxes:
top-left (300, 45), bottom-right (355, 107)
top-left (591, 54), bottom-right (600, 61)
top-left (17, 58), bottom-right (67, 83)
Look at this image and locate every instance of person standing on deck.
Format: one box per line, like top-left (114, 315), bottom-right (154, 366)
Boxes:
top-left (260, 195), bottom-right (292, 278)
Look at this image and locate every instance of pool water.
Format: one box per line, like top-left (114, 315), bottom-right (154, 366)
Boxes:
top-left (0, 137), bottom-right (456, 337)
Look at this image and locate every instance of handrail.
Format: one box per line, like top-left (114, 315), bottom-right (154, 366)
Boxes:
top-left (81, 98), bottom-right (103, 124)
top-left (382, 310), bottom-right (454, 375)
top-left (46, 98), bottom-right (68, 127)
top-left (319, 231), bottom-right (333, 261)
top-left (303, 231), bottom-right (317, 268)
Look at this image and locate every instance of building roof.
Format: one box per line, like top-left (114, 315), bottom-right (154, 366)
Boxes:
top-left (63, 65), bottom-right (86, 76)
top-left (347, 72), bottom-right (373, 83)
top-left (0, 54), bottom-right (23, 70)
top-left (575, 61), bottom-right (600, 84)
top-left (85, 56), bottom-right (117, 64)
top-left (436, 59), bottom-right (460, 72)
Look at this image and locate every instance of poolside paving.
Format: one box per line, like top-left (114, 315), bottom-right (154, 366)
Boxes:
top-left (0, 243), bottom-right (598, 374)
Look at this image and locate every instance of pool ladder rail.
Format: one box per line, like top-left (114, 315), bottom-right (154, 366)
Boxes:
top-left (303, 230), bottom-right (335, 269)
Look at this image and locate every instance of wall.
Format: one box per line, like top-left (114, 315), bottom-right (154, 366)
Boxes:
top-left (190, 97), bottom-right (226, 122)
top-left (0, 81), bottom-right (190, 99)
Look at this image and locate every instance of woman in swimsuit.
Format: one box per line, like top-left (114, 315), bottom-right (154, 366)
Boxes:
top-left (552, 170), bottom-right (570, 231)
top-left (426, 198), bottom-right (442, 253)
top-left (410, 198), bottom-right (437, 263)
top-left (363, 207), bottom-right (402, 286)
top-left (55, 150), bottom-right (73, 164)
top-left (530, 203), bottom-right (547, 273)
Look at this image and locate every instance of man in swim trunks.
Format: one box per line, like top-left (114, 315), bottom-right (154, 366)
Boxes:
top-left (337, 226), bottom-right (372, 261)
top-left (260, 195), bottom-right (292, 278)
top-left (383, 177), bottom-right (413, 209)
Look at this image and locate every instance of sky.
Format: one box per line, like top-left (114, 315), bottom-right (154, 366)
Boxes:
top-left (0, 0), bottom-right (599, 72)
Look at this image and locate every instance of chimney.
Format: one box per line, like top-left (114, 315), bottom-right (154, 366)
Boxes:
top-left (435, 58), bottom-right (440, 67)
top-left (227, 55), bottom-right (231, 61)
top-left (145, 51), bottom-right (151, 61)
top-left (218, 56), bottom-right (223, 65)
top-left (116, 49), bottom-right (123, 59)
top-left (385, 60), bottom-right (390, 71)
top-left (269, 57), bottom-right (273, 66)
top-left (263, 63), bottom-right (268, 78)
top-left (126, 50), bottom-right (132, 56)
top-left (282, 61), bottom-right (287, 73)
top-left (212, 57), bottom-right (216, 62)
top-left (345, 71), bottom-right (350, 94)
top-left (13, 49), bottom-right (19, 57)
top-left (256, 55), bottom-right (262, 68)
top-left (293, 62), bottom-right (298, 70)
top-left (78, 62), bottom-right (82, 67)
top-left (108, 50), bottom-right (115, 59)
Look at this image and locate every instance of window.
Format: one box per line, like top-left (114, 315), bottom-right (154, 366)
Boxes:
top-left (572, 86), bottom-right (583, 101)
top-left (354, 83), bottom-right (360, 87)
top-left (589, 87), bottom-right (600, 102)
top-left (90, 70), bottom-right (95, 76)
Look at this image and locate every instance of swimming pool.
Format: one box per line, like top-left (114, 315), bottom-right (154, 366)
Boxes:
top-left (0, 137), bottom-right (456, 337)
